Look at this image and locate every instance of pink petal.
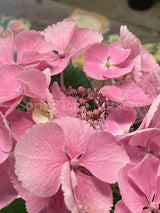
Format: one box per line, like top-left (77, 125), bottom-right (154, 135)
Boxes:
top-left (0, 95), bottom-right (23, 117)
top-left (48, 188), bottom-right (70, 213)
top-left (83, 43), bottom-right (133, 80)
top-left (10, 156), bottom-right (49, 213)
top-left (131, 55), bottom-right (142, 83)
top-left (140, 93), bottom-right (160, 129)
top-left (0, 160), bottom-right (18, 209)
top-left (61, 162), bottom-right (82, 213)
top-left (129, 128), bottom-right (160, 158)
top-left (0, 112), bottom-right (12, 164)
top-left (108, 42), bottom-right (131, 65)
top-left (16, 67), bottom-right (49, 100)
top-left (103, 60), bottom-right (134, 79)
top-left (7, 109), bottom-right (34, 141)
top-left (55, 116), bottom-right (94, 159)
top-left (0, 30), bottom-right (14, 65)
top-left (70, 28), bottom-right (103, 58)
top-left (83, 43), bottom-right (110, 80)
top-left (16, 30), bottom-right (51, 64)
top-left (140, 71), bottom-right (160, 97)
top-left (120, 25), bottom-right (141, 59)
top-left (48, 55), bottom-right (71, 75)
top-left (14, 122), bottom-right (67, 197)
top-left (80, 131), bottom-right (129, 183)
top-left (128, 154), bottom-right (159, 203)
top-left (155, 176), bottom-right (160, 203)
top-left (124, 144), bottom-right (146, 166)
top-left (104, 106), bottom-right (136, 135)
top-left (118, 165), bottom-right (148, 213)
top-left (25, 195), bottom-right (49, 213)
top-left (0, 65), bottom-right (22, 101)
top-left (55, 96), bottom-right (78, 118)
top-left (100, 80), bottom-right (154, 107)
top-left (115, 200), bottom-right (132, 213)
top-left (42, 19), bottom-right (77, 54)
top-left (51, 81), bottom-right (65, 100)
top-left (140, 46), bottom-right (160, 72)
top-left (61, 161), bottom-right (113, 213)
top-left (75, 171), bottom-right (113, 213)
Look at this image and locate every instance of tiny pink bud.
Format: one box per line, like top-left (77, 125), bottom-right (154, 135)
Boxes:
top-left (93, 109), bottom-right (100, 118)
top-left (98, 107), bottom-right (104, 113)
top-left (77, 86), bottom-right (86, 96)
top-left (71, 89), bottom-right (77, 96)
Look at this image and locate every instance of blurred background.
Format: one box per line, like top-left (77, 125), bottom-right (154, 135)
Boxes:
top-left (0, 0), bottom-right (160, 61)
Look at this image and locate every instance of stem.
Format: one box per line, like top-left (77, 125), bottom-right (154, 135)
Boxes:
top-left (60, 71), bottom-right (65, 92)
top-left (111, 185), bottom-right (121, 196)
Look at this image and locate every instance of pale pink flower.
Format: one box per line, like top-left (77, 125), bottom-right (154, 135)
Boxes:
top-left (42, 18), bottom-right (103, 75)
top-left (83, 42), bottom-right (134, 80)
top-left (100, 80), bottom-right (154, 107)
top-left (122, 128), bottom-right (160, 165)
top-left (14, 117), bottom-right (129, 212)
top-left (0, 29), bottom-right (51, 66)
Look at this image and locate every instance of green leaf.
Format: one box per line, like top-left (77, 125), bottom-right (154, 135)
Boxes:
top-left (0, 198), bottom-right (27, 213)
top-left (51, 62), bottom-right (92, 89)
top-left (110, 188), bottom-right (121, 213)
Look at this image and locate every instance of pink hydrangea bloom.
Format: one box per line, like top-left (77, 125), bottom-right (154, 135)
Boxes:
top-left (14, 117), bottom-right (129, 212)
top-left (0, 29), bottom-right (52, 66)
top-left (83, 42), bottom-right (134, 80)
top-left (121, 128), bottom-right (160, 166)
top-left (42, 18), bottom-right (103, 75)
top-left (100, 80), bottom-right (154, 107)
